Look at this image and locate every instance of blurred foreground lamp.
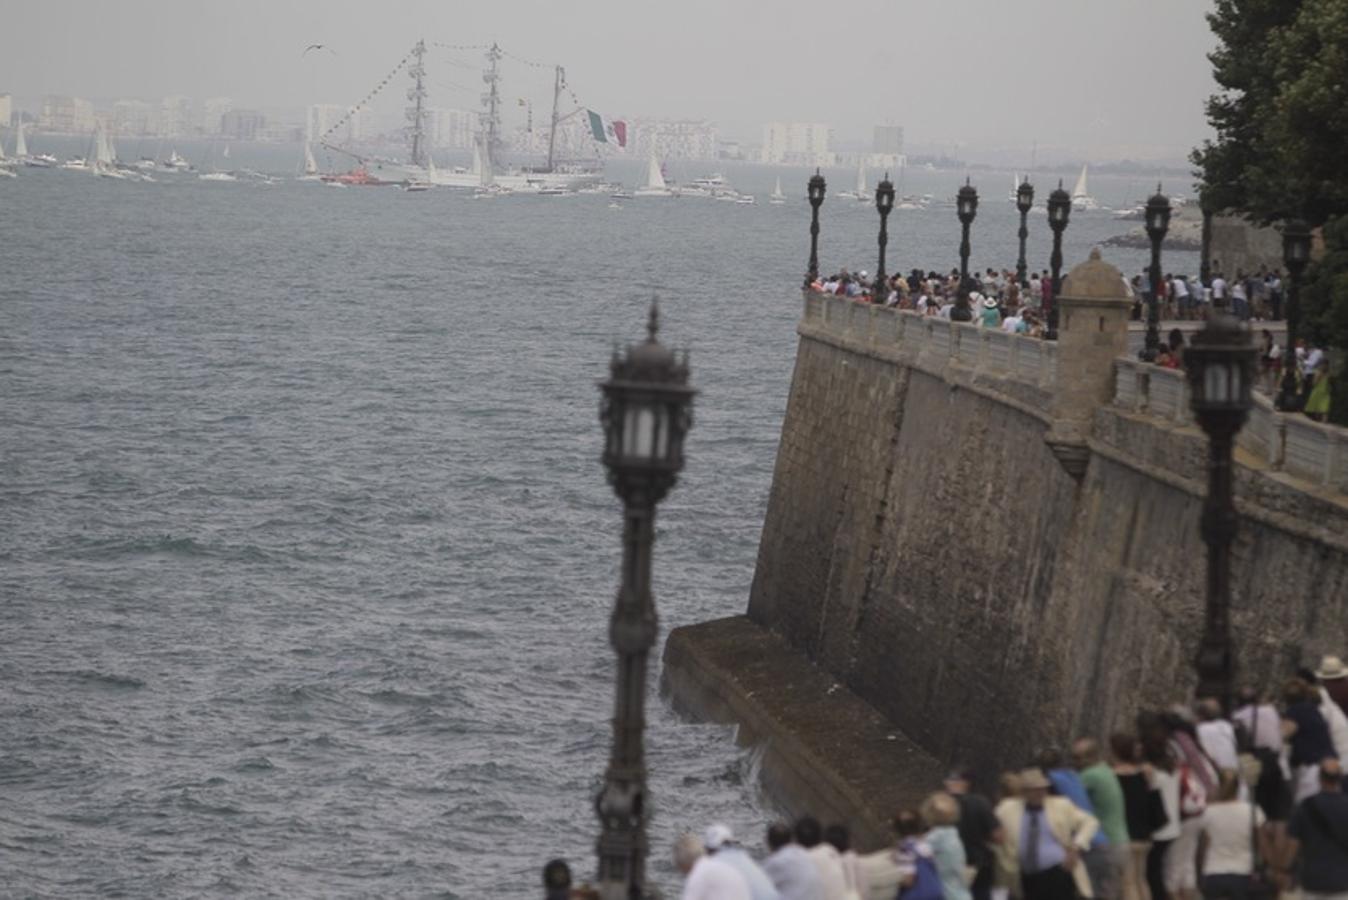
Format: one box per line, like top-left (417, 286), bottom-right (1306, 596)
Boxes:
top-left (594, 301), bottom-right (694, 899)
top-left (1015, 178), bottom-right (1034, 287)
top-left (1185, 312), bottom-right (1256, 714)
top-left (875, 172), bottom-right (895, 291)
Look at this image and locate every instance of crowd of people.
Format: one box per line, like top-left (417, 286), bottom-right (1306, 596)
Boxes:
top-left (807, 265), bottom-right (1335, 422)
top-left (544, 657), bottom-right (1348, 900)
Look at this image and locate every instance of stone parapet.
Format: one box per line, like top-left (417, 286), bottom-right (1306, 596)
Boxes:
top-left (1111, 357), bottom-right (1348, 495)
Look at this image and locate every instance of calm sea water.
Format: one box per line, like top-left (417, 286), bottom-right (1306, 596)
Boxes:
top-left (0, 150), bottom-right (1186, 898)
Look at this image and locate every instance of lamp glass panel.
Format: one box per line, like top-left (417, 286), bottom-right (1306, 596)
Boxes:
top-left (1204, 361), bottom-right (1231, 404)
top-left (623, 403), bottom-right (658, 461)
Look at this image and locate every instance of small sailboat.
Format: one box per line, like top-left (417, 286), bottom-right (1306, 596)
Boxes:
top-left (199, 143), bottom-right (237, 181)
top-left (1071, 164), bottom-right (1099, 211)
top-left (297, 142), bottom-right (322, 181)
top-left (0, 132), bottom-right (16, 171)
top-left (93, 123), bottom-right (127, 178)
top-left (769, 176), bottom-right (786, 205)
top-left (633, 150), bottom-right (674, 197)
top-left (839, 159), bottom-right (872, 203)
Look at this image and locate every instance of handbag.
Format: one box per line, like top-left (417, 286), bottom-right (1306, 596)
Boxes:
top-left (1146, 786), bottom-right (1170, 833)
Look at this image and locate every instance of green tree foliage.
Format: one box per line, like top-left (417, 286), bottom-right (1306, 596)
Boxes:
top-left (1193, 0), bottom-right (1348, 224)
top-left (1195, 0), bottom-right (1348, 423)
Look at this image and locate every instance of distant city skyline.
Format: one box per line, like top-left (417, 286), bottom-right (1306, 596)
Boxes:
top-left (0, 0), bottom-right (1220, 165)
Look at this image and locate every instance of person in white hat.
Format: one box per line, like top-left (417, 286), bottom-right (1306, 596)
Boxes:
top-left (1318, 655), bottom-right (1348, 719)
top-left (674, 831), bottom-right (751, 900)
top-left (702, 824), bottom-right (780, 900)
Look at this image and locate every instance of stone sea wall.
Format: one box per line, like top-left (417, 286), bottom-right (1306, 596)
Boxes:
top-left (729, 287), bottom-right (1348, 777)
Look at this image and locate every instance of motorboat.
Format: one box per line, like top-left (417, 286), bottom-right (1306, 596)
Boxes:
top-left (199, 172), bottom-right (238, 182)
top-left (735, 194), bottom-right (756, 205)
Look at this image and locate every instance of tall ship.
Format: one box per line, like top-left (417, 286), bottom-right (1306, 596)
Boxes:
top-left (319, 40), bottom-right (606, 190)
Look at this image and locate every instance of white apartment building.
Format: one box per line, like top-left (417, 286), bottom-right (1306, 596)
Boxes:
top-left (40, 95), bottom-right (96, 134)
top-left (112, 100), bottom-right (157, 136)
top-left (159, 96), bottom-right (193, 137)
top-left (760, 122), bottom-right (833, 166)
top-left (307, 104), bottom-right (364, 144)
top-left (202, 97), bottom-right (234, 134)
top-left (425, 107), bottom-right (474, 150)
top-left (628, 118), bottom-right (717, 161)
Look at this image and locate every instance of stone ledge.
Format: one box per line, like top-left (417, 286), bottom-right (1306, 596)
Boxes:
top-left (660, 615), bottom-right (946, 851)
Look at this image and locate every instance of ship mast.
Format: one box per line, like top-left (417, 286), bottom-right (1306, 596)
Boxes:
top-left (546, 64), bottom-right (564, 173)
top-left (480, 42), bottom-right (503, 174)
top-left (406, 39), bottom-right (428, 168)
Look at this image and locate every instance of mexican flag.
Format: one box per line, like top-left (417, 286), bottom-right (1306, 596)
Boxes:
top-left (587, 109), bottom-right (627, 148)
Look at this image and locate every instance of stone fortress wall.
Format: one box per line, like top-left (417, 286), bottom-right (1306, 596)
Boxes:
top-left (665, 253), bottom-right (1348, 823)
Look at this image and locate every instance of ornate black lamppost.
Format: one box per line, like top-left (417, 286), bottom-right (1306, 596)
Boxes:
top-left (1277, 220), bottom-right (1313, 410)
top-left (1140, 184), bottom-right (1172, 362)
top-left (1186, 313), bottom-right (1257, 712)
top-left (1045, 180), bottom-right (1071, 340)
top-left (875, 173), bottom-right (895, 296)
top-left (804, 169), bottom-right (826, 288)
top-left (953, 178), bottom-right (978, 322)
top-left (595, 304), bottom-right (695, 899)
top-left (1016, 177), bottom-right (1034, 289)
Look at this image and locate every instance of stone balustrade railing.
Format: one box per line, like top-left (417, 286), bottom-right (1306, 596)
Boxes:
top-left (802, 292), bottom-right (1059, 408)
top-left (1112, 357), bottom-right (1348, 493)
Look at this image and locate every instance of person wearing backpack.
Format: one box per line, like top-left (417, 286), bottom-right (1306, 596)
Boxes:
top-left (893, 808), bottom-right (946, 900)
top-left (996, 768), bottom-right (1100, 900)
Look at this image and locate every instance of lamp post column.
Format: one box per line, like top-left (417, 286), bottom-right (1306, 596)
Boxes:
top-left (954, 179), bottom-right (978, 322)
top-left (1016, 179), bottom-right (1034, 289)
top-left (1195, 421), bottom-right (1237, 711)
top-left (875, 174), bottom-right (895, 296)
top-left (1200, 195), bottom-right (1214, 290)
top-left (594, 496), bottom-right (657, 899)
top-left (1140, 185), bottom-right (1172, 362)
top-left (1045, 181), bottom-right (1070, 341)
top-left (804, 170), bottom-right (825, 288)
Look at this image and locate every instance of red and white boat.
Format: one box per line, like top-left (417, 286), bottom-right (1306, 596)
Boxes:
top-left (320, 166), bottom-right (393, 187)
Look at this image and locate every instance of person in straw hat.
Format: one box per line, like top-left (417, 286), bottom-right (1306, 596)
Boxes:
top-left (995, 768), bottom-right (1099, 900)
top-left (1317, 655), bottom-right (1348, 720)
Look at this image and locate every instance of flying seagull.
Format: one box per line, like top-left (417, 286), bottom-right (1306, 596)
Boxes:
top-left (303, 44), bottom-right (336, 56)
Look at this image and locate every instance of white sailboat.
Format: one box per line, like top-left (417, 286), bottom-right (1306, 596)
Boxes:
top-left (0, 131), bottom-right (15, 170)
top-left (1008, 173), bottom-right (1020, 202)
top-left (297, 142), bottom-right (322, 181)
top-left (17, 124), bottom-right (55, 167)
top-left (633, 150), bottom-right (674, 197)
top-left (839, 159), bottom-right (872, 203)
top-left (199, 144), bottom-right (237, 181)
top-left (769, 176), bottom-right (786, 204)
top-left (93, 123), bottom-right (127, 178)
top-left (1071, 164), bottom-right (1099, 211)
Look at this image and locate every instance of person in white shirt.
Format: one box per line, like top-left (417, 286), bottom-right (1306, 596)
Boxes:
top-left (703, 824), bottom-right (781, 900)
top-left (1211, 274), bottom-right (1228, 307)
top-left (1002, 311), bottom-right (1024, 334)
top-left (1232, 688), bottom-right (1284, 756)
top-left (795, 817), bottom-right (849, 900)
top-left (762, 823), bottom-right (825, 900)
top-left (1195, 699), bottom-right (1241, 773)
top-left (1196, 772), bottom-right (1269, 898)
top-left (675, 832), bottom-right (752, 900)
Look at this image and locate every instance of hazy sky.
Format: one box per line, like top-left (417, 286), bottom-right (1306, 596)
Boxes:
top-left (2, 0), bottom-right (1218, 162)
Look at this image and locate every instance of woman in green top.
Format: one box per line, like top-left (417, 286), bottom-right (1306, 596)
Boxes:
top-left (1304, 362), bottom-right (1331, 421)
